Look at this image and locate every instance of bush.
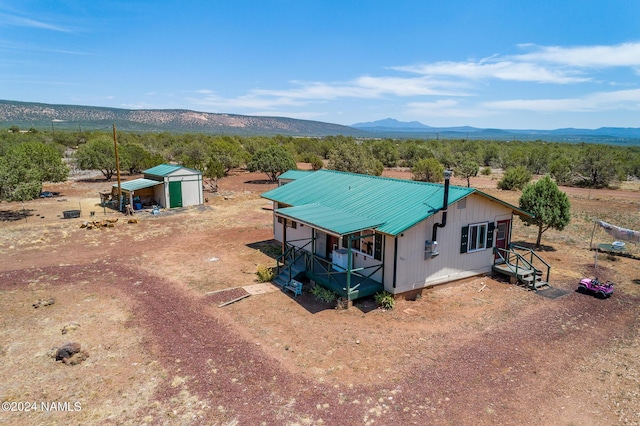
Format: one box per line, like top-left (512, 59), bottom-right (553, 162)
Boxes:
top-left (412, 157), bottom-right (444, 182)
top-left (481, 166), bottom-right (492, 176)
top-left (256, 265), bottom-right (274, 282)
top-left (497, 166), bottom-right (532, 190)
top-left (374, 291), bottom-right (395, 310)
top-left (311, 285), bottom-right (337, 303)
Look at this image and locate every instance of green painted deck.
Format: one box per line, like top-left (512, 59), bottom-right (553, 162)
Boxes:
top-left (278, 252), bottom-right (383, 300)
top-left (307, 257), bottom-right (383, 300)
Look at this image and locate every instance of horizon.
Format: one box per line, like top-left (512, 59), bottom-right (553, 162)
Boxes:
top-left (2, 1), bottom-right (640, 130)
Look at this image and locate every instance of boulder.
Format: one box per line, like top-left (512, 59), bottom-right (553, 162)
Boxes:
top-left (55, 342), bottom-right (81, 361)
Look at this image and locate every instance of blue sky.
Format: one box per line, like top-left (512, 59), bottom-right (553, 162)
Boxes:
top-left (2, 0), bottom-right (640, 129)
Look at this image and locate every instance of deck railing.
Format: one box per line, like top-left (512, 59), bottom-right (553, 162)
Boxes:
top-left (310, 256), bottom-right (383, 296)
top-left (276, 238), bottom-right (313, 274)
top-left (494, 245), bottom-right (551, 283)
top-left (510, 244), bottom-right (551, 282)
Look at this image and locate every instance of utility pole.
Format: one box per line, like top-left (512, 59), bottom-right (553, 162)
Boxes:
top-left (113, 124), bottom-right (122, 212)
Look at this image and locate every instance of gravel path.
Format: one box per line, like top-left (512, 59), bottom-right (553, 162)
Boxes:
top-left (1, 261), bottom-right (637, 425)
top-left (108, 263), bottom-right (638, 425)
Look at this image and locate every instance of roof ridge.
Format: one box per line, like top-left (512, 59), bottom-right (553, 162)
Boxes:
top-left (317, 169), bottom-right (473, 191)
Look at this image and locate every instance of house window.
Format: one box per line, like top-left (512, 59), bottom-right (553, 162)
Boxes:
top-left (276, 216), bottom-right (297, 228)
top-left (468, 223), bottom-right (488, 252)
top-left (460, 222), bottom-right (495, 253)
top-left (361, 233), bottom-right (374, 256)
top-left (341, 230), bottom-right (382, 260)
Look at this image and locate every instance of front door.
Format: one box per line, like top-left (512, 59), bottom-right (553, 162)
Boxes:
top-left (494, 219), bottom-right (510, 259)
top-left (326, 234), bottom-right (339, 260)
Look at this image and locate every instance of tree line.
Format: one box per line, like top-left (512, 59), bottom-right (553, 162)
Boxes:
top-left (1, 127), bottom-right (639, 202)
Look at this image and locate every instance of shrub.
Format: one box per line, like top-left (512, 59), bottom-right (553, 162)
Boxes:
top-left (481, 166), bottom-right (492, 176)
top-left (256, 265), bottom-right (274, 282)
top-left (412, 157), bottom-right (444, 182)
top-left (374, 291), bottom-right (395, 310)
top-left (497, 166), bottom-right (532, 190)
top-left (311, 285), bottom-right (337, 303)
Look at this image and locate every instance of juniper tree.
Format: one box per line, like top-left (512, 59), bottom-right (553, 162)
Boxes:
top-left (519, 176), bottom-right (571, 248)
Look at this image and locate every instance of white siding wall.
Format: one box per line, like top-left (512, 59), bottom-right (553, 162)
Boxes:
top-left (153, 184), bottom-right (167, 208)
top-left (315, 230), bottom-right (327, 258)
top-left (391, 194), bottom-right (514, 294)
top-left (350, 249), bottom-right (384, 282)
top-left (286, 221), bottom-right (313, 250)
top-left (273, 203), bottom-right (283, 242)
top-left (382, 234), bottom-right (396, 292)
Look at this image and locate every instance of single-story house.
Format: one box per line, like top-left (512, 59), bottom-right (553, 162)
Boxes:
top-left (112, 164), bottom-right (203, 210)
top-left (261, 169), bottom-right (536, 300)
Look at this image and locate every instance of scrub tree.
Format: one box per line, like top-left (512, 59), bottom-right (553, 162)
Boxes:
top-left (519, 176), bottom-right (571, 248)
top-left (247, 144), bottom-right (297, 182)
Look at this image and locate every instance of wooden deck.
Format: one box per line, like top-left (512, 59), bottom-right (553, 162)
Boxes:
top-left (278, 254), bottom-right (383, 300)
top-left (492, 262), bottom-right (547, 289)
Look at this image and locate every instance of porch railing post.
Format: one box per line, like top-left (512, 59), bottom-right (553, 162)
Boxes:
top-left (346, 236), bottom-right (353, 299)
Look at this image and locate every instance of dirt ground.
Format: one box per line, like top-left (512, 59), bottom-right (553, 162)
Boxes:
top-left (1, 167), bottom-right (639, 425)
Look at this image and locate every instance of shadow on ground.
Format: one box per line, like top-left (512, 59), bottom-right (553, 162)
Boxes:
top-left (247, 239), bottom-right (281, 260)
top-left (0, 209), bottom-right (34, 222)
top-left (511, 240), bottom-right (557, 252)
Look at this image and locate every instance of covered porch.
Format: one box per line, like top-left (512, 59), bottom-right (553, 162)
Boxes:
top-left (273, 204), bottom-right (385, 301)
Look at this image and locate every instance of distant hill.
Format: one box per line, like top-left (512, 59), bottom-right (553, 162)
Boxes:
top-left (352, 118), bottom-right (640, 145)
top-left (1, 100), bottom-right (639, 144)
top-left (352, 117), bottom-right (432, 130)
top-left (0, 100), bottom-right (365, 137)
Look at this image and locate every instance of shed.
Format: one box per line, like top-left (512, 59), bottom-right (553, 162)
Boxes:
top-left (113, 164), bottom-right (203, 210)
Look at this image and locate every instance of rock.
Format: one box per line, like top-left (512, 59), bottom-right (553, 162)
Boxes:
top-left (61, 323), bottom-right (80, 335)
top-left (63, 350), bottom-right (89, 365)
top-left (55, 342), bottom-right (81, 361)
top-left (33, 297), bottom-right (55, 308)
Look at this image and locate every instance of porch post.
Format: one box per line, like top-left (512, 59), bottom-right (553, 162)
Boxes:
top-left (346, 235), bottom-right (353, 299)
top-left (282, 219), bottom-right (287, 254)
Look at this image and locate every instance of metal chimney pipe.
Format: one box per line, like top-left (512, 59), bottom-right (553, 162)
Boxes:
top-left (432, 169), bottom-right (452, 244)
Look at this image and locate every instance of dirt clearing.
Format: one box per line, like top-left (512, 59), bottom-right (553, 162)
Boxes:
top-left (1, 168), bottom-right (639, 425)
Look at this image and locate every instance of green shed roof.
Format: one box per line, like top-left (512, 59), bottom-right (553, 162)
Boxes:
top-left (278, 170), bottom-right (314, 181)
top-left (276, 204), bottom-right (385, 236)
top-left (262, 169), bottom-right (478, 236)
top-left (114, 178), bottom-right (162, 192)
top-left (143, 164), bottom-right (201, 177)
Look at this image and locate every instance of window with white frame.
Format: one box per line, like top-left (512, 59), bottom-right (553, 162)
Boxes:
top-left (341, 230), bottom-right (383, 260)
top-left (468, 222), bottom-right (488, 252)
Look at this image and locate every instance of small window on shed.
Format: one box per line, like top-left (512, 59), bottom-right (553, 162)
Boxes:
top-left (457, 198), bottom-right (467, 209)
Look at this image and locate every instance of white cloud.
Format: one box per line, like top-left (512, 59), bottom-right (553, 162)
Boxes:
top-left (0, 13), bottom-right (73, 33)
top-left (515, 42), bottom-right (640, 67)
top-left (393, 60), bottom-right (588, 84)
top-left (188, 75), bottom-right (468, 113)
top-left (187, 41), bottom-right (640, 122)
top-left (483, 88), bottom-right (640, 112)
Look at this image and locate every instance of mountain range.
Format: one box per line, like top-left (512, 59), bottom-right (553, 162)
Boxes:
top-left (352, 118), bottom-right (640, 143)
top-left (1, 100), bottom-right (639, 144)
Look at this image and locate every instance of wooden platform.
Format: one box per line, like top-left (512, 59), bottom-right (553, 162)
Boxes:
top-left (492, 263), bottom-right (548, 289)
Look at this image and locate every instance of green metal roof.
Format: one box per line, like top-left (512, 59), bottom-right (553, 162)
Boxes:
top-left (115, 178), bottom-right (162, 192)
top-left (278, 170), bottom-right (314, 181)
top-left (261, 169), bottom-right (477, 236)
top-left (276, 204), bottom-right (385, 236)
top-left (143, 164), bottom-right (201, 177)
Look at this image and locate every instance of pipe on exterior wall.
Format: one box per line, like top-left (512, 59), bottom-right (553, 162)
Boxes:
top-left (431, 170), bottom-right (452, 243)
